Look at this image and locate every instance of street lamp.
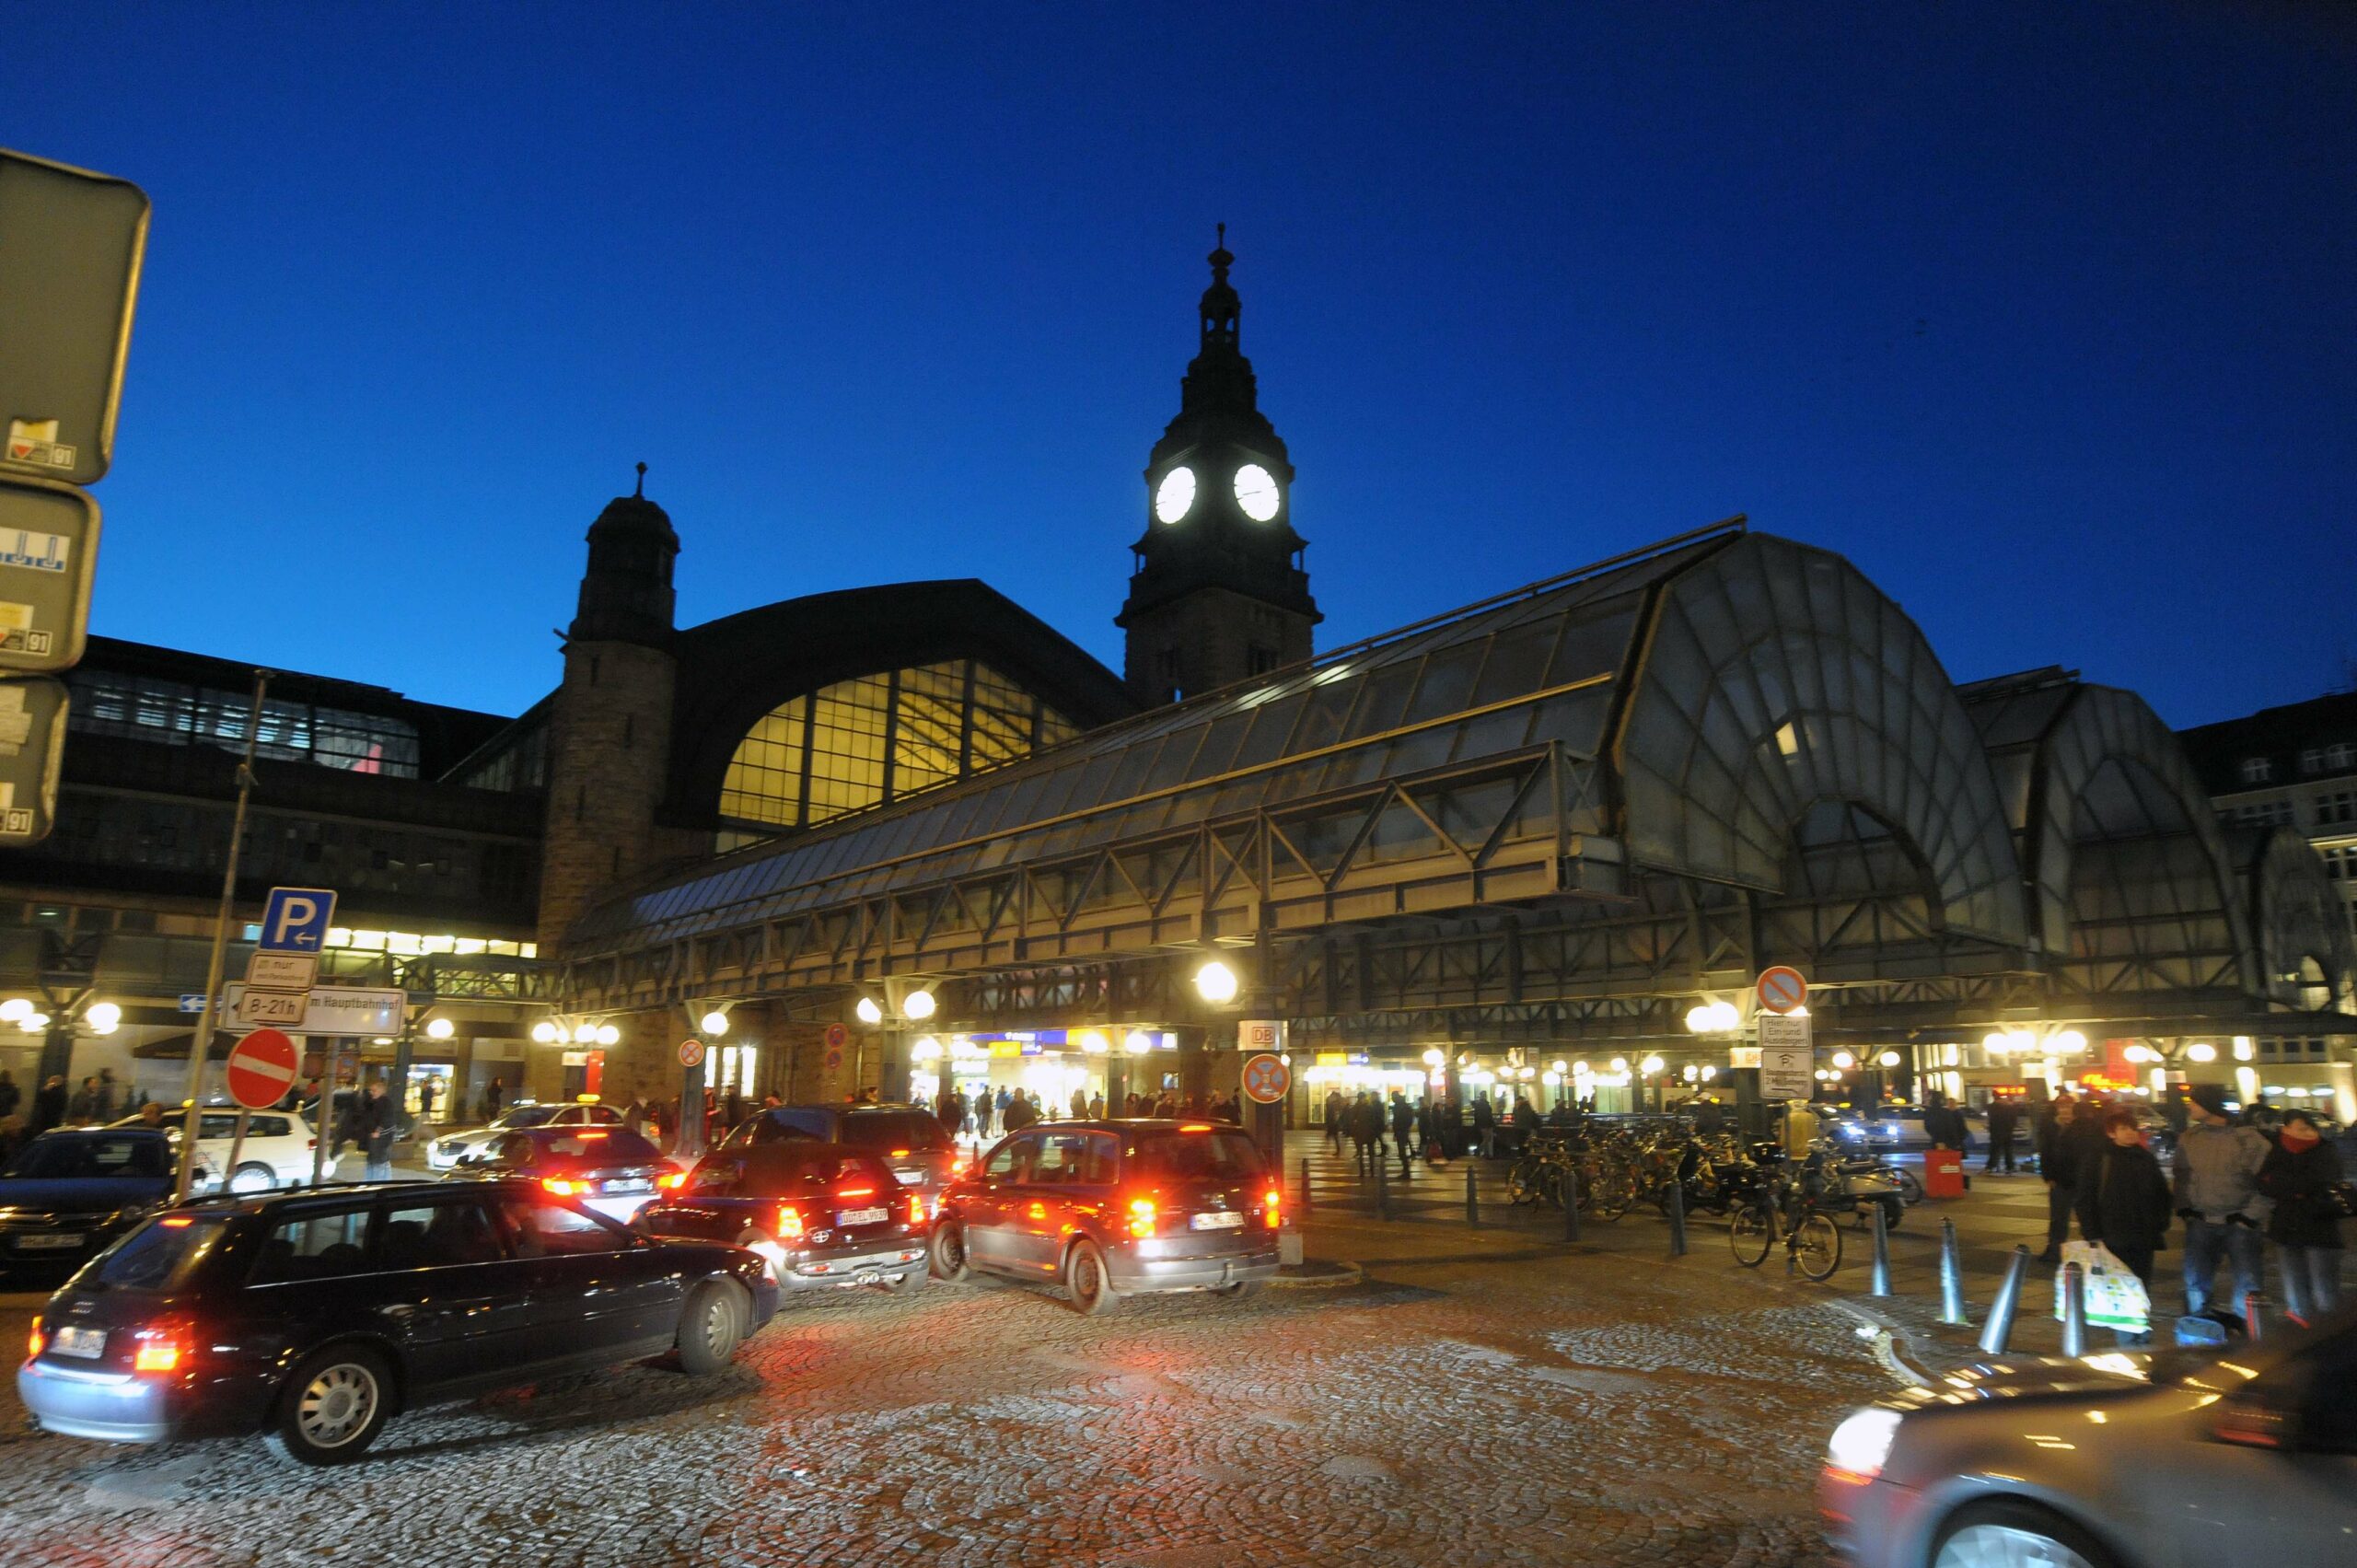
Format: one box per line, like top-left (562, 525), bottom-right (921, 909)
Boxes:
top-left (902, 989), bottom-right (937, 1021)
top-left (1640, 1054), bottom-right (1665, 1075)
top-left (1876, 1050), bottom-right (1899, 1068)
top-left (1123, 1030), bottom-right (1155, 1055)
top-left (1193, 960), bottom-right (1239, 1005)
top-left (700, 1009), bottom-right (730, 1036)
top-left (1832, 1051), bottom-right (1855, 1070)
top-left (855, 996), bottom-right (885, 1026)
top-left (424, 1016), bottom-right (455, 1041)
top-left (2187, 1042), bottom-right (2217, 1063)
top-left (530, 1020), bottom-right (559, 1044)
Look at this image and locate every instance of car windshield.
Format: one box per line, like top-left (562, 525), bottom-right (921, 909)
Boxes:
top-left (493, 1106), bottom-right (559, 1130)
top-left (3, 1135), bottom-right (170, 1180)
top-left (837, 1112), bottom-right (948, 1154)
top-left (528, 1128), bottom-right (661, 1167)
top-left (88, 1214), bottom-right (232, 1291)
top-left (1123, 1129), bottom-right (1267, 1184)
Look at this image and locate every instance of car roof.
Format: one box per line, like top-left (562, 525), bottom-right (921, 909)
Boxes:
top-left (33, 1125), bottom-right (170, 1142)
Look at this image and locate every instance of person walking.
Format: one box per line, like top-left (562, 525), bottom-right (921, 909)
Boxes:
top-left (2174, 1084), bottom-right (2271, 1326)
top-left (2035, 1098), bottom-right (2082, 1264)
top-left (1004, 1088), bottom-right (1037, 1132)
top-left (1390, 1091), bottom-right (1416, 1179)
top-left (29, 1074), bottom-right (66, 1136)
top-left (2258, 1109), bottom-right (2345, 1325)
top-left (2073, 1109), bottom-right (2173, 1346)
top-left (1984, 1097), bottom-right (2019, 1174)
top-left (358, 1077), bottom-right (402, 1182)
top-left (1325, 1088), bottom-right (1347, 1154)
top-left (1347, 1092), bottom-right (1379, 1176)
top-left (1472, 1091), bottom-right (1497, 1159)
top-left (972, 1086), bottom-right (993, 1140)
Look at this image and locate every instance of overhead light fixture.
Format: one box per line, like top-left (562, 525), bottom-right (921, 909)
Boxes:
top-left (911, 1036), bottom-right (943, 1063)
top-left (2050, 1029), bottom-right (2087, 1054)
top-left (1832, 1051), bottom-right (1856, 1070)
top-left (1123, 1030), bottom-right (1154, 1055)
top-left (700, 1009), bottom-right (729, 1036)
top-left (1640, 1054), bottom-right (1665, 1075)
top-left (596, 1024), bottom-right (621, 1047)
top-left (1701, 1065), bottom-right (1717, 1081)
top-left (1193, 960), bottom-right (1239, 1005)
top-left (0, 998), bottom-right (28, 1023)
top-left (24, 1012), bottom-right (50, 1031)
top-left (424, 1016), bottom-right (455, 1041)
top-left (2187, 1042), bottom-right (2217, 1063)
top-left (1422, 1047), bottom-right (1446, 1068)
top-left (855, 996), bottom-right (884, 1026)
top-left (1609, 1057), bottom-right (1628, 1074)
top-left (530, 1021), bottom-right (558, 1044)
top-left (902, 989), bottom-right (937, 1021)
top-left (86, 1002), bottom-right (122, 1035)
top-left (1876, 1050), bottom-right (1900, 1068)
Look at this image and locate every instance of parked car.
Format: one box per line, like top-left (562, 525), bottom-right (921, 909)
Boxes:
top-left (442, 1125), bottom-right (676, 1224)
top-left (425, 1100), bottom-right (626, 1170)
top-left (930, 1119), bottom-right (1281, 1314)
top-left (0, 1128), bottom-right (199, 1276)
top-left (17, 1179), bottom-right (778, 1465)
top-left (633, 1141), bottom-right (927, 1294)
top-left (110, 1107), bottom-right (318, 1191)
top-left (1817, 1307), bottom-right (2357, 1567)
top-left (715, 1104), bottom-right (965, 1213)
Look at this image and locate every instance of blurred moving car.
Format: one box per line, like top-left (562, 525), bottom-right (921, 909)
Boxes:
top-left (0, 1128), bottom-right (199, 1275)
top-left (110, 1108), bottom-right (318, 1191)
top-left (634, 1142), bottom-right (927, 1294)
top-left (442, 1125), bottom-right (675, 1223)
top-left (17, 1179), bottom-right (777, 1465)
top-left (1817, 1308), bottom-right (2357, 1566)
top-left (716, 1104), bottom-right (964, 1213)
top-left (425, 1100), bottom-right (625, 1170)
top-left (930, 1119), bottom-right (1281, 1314)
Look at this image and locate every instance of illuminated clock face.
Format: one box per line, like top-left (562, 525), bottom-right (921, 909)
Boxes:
top-left (1233, 462), bottom-right (1281, 521)
top-left (1154, 466), bottom-right (1196, 524)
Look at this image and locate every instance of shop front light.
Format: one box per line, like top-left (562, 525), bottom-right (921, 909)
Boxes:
top-left (1193, 960), bottom-right (1239, 1005)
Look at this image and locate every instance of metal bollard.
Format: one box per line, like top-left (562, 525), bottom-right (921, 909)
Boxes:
top-left (1300, 1156), bottom-right (1313, 1215)
top-left (1562, 1163), bottom-right (1582, 1244)
top-left (1667, 1179), bottom-right (1689, 1258)
top-left (1869, 1201), bottom-right (1892, 1297)
top-left (1978, 1245), bottom-right (2031, 1354)
top-left (1464, 1164), bottom-right (1480, 1227)
top-left (1938, 1218), bottom-right (1968, 1326)
top-left (2244, 1289), bottom-right (2268, 1343)
top-left (2060, 1261), bottom-right (2087, 1357)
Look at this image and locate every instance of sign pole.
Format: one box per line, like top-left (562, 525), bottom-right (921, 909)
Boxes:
top-left (174, 668), bottom-right (269, 1200)
top-left (309, 1037), bottom-right (341, 1188)
top-left (222, 1108), bottom-right (250, 1193)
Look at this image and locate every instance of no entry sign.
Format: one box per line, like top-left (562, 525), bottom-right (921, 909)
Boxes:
top-left (225, 1028), bottom-right (300, 1110)
top-left (1241, 1052), bottom-right (1291, 1105)
top-left (1756, 966), bottom-right (1807, 1015)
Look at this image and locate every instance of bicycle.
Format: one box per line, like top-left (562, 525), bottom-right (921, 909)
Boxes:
top-left (1727, 1159), bottom-right (1844, 1281)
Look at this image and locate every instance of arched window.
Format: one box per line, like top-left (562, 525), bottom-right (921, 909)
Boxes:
top-left (717, 659), bottom-right (1080, 831)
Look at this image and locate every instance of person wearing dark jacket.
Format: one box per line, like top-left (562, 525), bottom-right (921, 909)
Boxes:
top-left (1471, 1093), bottom-right (1497, 1159)
top-left (2073, 1109), bottom-right (2173, 1345)
top-left (2035, 1098), bottom-right (2081, 1263)
top-left (1983, 1098), bottom-right (2019, 1173)
top-left (1390, 1092), bottom-right (1415, 1179)
top-left (2258, 1110), bottom-right (2344, 1324)
top-left (1348, 1093), bottom-right (1383, 1175)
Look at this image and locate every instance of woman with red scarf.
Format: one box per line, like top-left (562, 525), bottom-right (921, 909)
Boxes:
top-left (2258, 1110), bottom-right (2345, 1324)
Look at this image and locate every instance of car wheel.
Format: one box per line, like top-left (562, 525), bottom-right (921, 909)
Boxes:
top-left (1212, 1280), bottom-right (1261, 1301)
top-left (1065, 1238), bottom-right (1119, 1316)
top-left (675, 1283), bottom-right (744, 1376)
top-left (878, 1269), bottom-right (921, 1293)
top-left (1931, 1502), bottom-right (2121, 1568)
top-left (929, 1219), bottom-right (972, 1283)
top-left (230, 1161), bottom-right (276, 1193)
top-left (264, 1344), bottom-right (393, 1466)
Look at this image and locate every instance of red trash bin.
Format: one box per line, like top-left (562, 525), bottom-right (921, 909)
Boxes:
top-left (1924, 1147), bottom-right (1966, 1200)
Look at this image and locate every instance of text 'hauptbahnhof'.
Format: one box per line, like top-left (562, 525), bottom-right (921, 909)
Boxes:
top-left (6, 240), bottom-right (2351, 1139)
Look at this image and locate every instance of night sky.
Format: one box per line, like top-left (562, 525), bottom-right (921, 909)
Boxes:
top-left (8, 5), bottom-right (2351, 727)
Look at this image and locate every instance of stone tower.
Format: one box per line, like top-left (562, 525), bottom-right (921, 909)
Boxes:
top-left (1117, 231), bottom-right (1318, 704)
top-left (536, 465), bottom-right (680, 953)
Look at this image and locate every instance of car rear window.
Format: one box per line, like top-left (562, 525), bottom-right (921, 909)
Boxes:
top-left (4, 1134), bottom-right (170, 1179)
top-left (534, 1128), bottom-right (661, 1166)
top-left (739, 1145), bottom-right (894, 1195)
top-left (1123, 1130), bottom-right (1267, 1184)
top-left (839, 1112), bottom-right (947, 1153)
top-left (93, 1214), bottom-right (233, 1291)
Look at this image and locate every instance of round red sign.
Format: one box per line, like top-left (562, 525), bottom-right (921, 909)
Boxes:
top-left (678, 1038), bottom-right (706, 1069)
top-left (1241, 1052), bottom-right (1291, 1105)
top-left (225, 1028), bottom-right (301, 1110)
top-left (1756, 965), bottom-right (1807, 1015)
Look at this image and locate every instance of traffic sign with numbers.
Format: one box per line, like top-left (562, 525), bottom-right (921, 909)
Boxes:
top-left (0, 149), bottom-right (150, 488)
top-left (0, 675), bottom-right (67, 842)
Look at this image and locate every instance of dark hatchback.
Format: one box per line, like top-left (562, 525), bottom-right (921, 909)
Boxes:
top-left (0, 1129), bottom-right (188, 1277)
top-left (443, 1124), bottom-right (680, 1225)
top-left (716, 1105), bottom-right (965, 1213)
top-left (17, 1179), bottom-right (777, 1465)
top-left (633, 1143), bottom-right (928, 1294)
top-left (931, 1120), bottom-right (1281, 1314)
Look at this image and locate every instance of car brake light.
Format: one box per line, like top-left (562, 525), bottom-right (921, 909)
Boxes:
top-left (656, 1171), bottom-right (686, 1191)
top-left (132, 1322), bottom-right (191, 1375)
top-left (541, 1178), bottom-right (585, 1197)
top-left (774, 1204), bottom-right (807, 1242)
top-left (889, 1148), bottom-right (911, 1157)
top-left (1126, 1198), bottom-right (1157, 1238)
top-left (27, 1315), bottom-right (42, 1361)
top-left (906, 1192), bottom-right (924, 1225)
top-left (836, 1184), bottom-right (877, 1201)
top-left (1178, 1123), bottom-right (1213, 1132)
top-left (160, 1215), bottom-right (193, 1228)
top-left (951, 1153), bottom-right (970, 1173)
top-left (576, 1130), bottom-right (608, 1139)
top-left (1263, 1187), bottom-right (1282, 1228)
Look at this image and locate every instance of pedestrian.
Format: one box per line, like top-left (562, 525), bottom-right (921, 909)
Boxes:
top-left (1070, 1087), bottom-right (1088, 1120)
top-left (1004, 1088), bottom-right (1037, 1132)
top-left (723, 1086), bottom-right (746, 1130)
top-left (0, 1068), bottom-right (17, 1123)
top-left (67, 1075), bottom-right (103, 1122)
top-left (1087, 1092), bottom-right (1104, 1120)
top-left (487, 1077), bottom-right (506, 1117)
top-left (2073, 1109), bottom-right (2173, 1346)
top-left (973, 1086), bottom-right (993, 1139)
top-left (1984, 1096), bottom-right (2018, 1174)
top-left (1325, 1088), bottom-right (1346, 1153)
top-left (417, 1074), bottom-right (439, 1124)
top-left (937, 1086), bottom-right (965, 1134)
top-left (995, 1086), bottom-right (1012, 1125)
top-left (358, 1076), bottom-right (401, 1181)
top-left (96, 1067), bottom-right (120, 1121)
top-left (1922, 1091), bottom-right (1967, 1153)
top-left (2035, 1098), bottom-right (2081, 1264)
top-left (2257, 1109), bottom-right (2345, 1325)
top-left (1349, 1092), bottom-right (1381, 1175)
top-left (29, 1074), bottom-right (67, 1135)
top-left (1472, 1091), bottom-right (1497, 1159)
top-left (1390, 1091), bottom-right (1415, 1179)
top-left (2174, 1083), bottom-right (2271, 1326)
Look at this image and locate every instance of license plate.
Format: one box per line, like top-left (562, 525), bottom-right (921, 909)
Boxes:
top-left (604, 1179), bottom-right (650, 1193)
top-left (1190, 1211), bottom-right (1245, 1230)
top-left (838, 1206), bottom-right (888, 1226)
top-left (15, 1232), bottom-right (84, 1250)
top-left (852, 1266), bottom-right (882, 1285)
top-left (50, 1326), bottom-right (104, 1359)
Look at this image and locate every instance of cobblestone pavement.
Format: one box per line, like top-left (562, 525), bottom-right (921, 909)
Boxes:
top-left (0, 1201), bottom-right (1898, 1568)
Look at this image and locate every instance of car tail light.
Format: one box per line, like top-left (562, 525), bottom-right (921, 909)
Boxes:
top-left (774, 1204), bottom-right (807, 1242)
top-left (836, 1184), bottom-right (877, 1201)
top-left (889, 1148), bottom-right (911, 1157)
top-left (1178, 1122), bottom-right (1213, 1132)
top-left (540, 1178), bottom-right (585, 1197)
top-left (656, 1171), bottom-right (686, 1191)
top-left (132, 1321), bottom-right (192, 1376)
top-left (951, 1153), bottom-right (970, 1173)
top-left (1262, 1187), bottom-right (1282, 1228)
top-left (905, 1192), bottom-right (924, 1225)
top-left (26, 1315), bottom-right (42, 1362)
top-left (1126, 1198), bottom-right (1157, 1238)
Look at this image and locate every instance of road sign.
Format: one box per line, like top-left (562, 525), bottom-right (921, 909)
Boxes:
top-left (1756, 965), bottom-right (1807, 1015)
top-left (225, 1028), bottom-right (300, 1110)
top-left (823, 1022), bottom-right (849, 1051)
top-left (244, 951), bottom-right (317, 992)
top-left (179, 993), bottom-right (207, 1014)
top-left (0, 674), bottom-right (67, 842)
top-left (1241, 1052), bottom-right (1291, 1104)
top-left (0, 149), bottom-right (150, 489)
top-left (0, 478), bottom-right (98, 674)
top-left (678, 1038), bottom-right (705, 1069)
top-left (259, 887), bottom-right (337, 953)
top-left (1758, 1011), bottom-right (1813, 1099)
top-left (227, 983), bottom-right (401, 1035)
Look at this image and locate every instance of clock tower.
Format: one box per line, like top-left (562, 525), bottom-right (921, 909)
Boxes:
top-left (1117, 231), bottom-right (1318, 704)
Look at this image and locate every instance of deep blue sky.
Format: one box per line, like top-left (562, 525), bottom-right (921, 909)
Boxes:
top-left (9, 4), bottom-right (2351, 726)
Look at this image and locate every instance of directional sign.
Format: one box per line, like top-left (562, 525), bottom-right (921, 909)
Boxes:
top-left (1241, 1052), bottom-right (1291, 1105)
top-left (259, 887), bottom-right (337, 953)
top-left (179, 993), bottom-right (208, 1014)
top-left (1756, 965), bottom-right (1807, 1016)
top-left (0, 149), bottom-right (151, 489)
top-left (227, 983), bottom-right (401, 1035)
top-left (0, 478), bottom-right (98, 674)
top-left (1758, 1011), bottom-right (1813, 1099)
top-left (225, 1028), bottom-right (300, 1110)
top-left (0, 674), bottom-right (67, 842)
top-left (678, 1038), bottom-right (705, 1069)
top-left (244, 951), bottom-right (318, 992)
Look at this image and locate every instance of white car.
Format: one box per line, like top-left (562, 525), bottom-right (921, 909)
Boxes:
top-left (110, 1108), bottom-right (317, 1191)
top-left (425, 1101), bottom-right (626, 1169)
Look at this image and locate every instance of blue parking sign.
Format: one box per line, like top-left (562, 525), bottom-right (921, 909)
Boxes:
top-left (260, 886), bottom-right (337, 953)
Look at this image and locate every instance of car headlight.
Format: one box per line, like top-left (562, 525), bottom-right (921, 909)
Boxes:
top-left (1826, 1407), bottom-right (1903, 1482)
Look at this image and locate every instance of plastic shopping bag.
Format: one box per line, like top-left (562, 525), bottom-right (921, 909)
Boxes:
top-left (2053, 1239), bottom-right (2151, 1333)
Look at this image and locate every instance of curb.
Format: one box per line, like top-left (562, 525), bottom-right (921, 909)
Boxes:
top-left (1267, 1260), bottom-right (1364, 1289)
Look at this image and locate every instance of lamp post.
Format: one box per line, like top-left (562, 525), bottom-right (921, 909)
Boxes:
top-left (849, 984), bottom-right (938, 1104)
top-left (4, 995), bottom-right (123, 1109)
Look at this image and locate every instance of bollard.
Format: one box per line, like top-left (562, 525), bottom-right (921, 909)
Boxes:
top-left (1376, 1156), bottom-right (1392, 1220)
top-left (2060, 1261), bottom-right (2087, 1357)
top-left (1938, 1218), bottom-right (1968, 1326)
top-left (1562, 1162), bottom-right (1582, 1244)
top-left (1978, 1245), bottom-right (2031, 1354)
top-left (2244, 1289), bottom-right (2268, 1343)
top-left (1464, 1164), bottom-right (1480, 1227)
top-left (1300, 1156), bottom-right (1313, 1215)
top-left (1869, 1200), bottom-right (1892, 1297)
top-left (1667, 1179), bottom-right (1689, 1258)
